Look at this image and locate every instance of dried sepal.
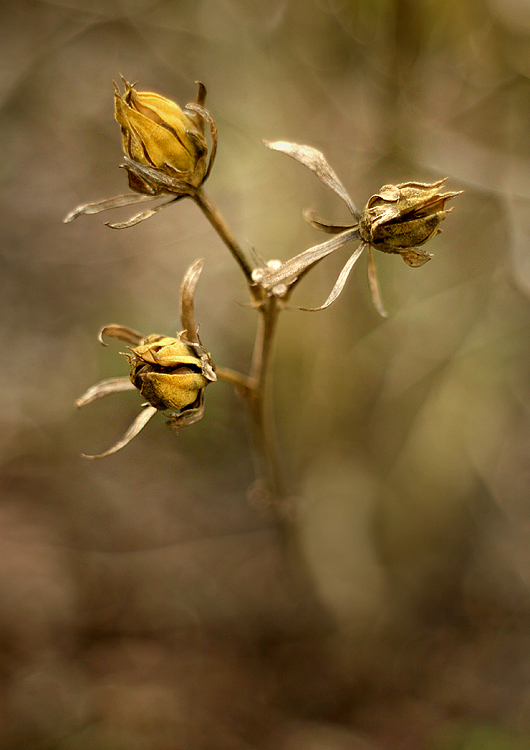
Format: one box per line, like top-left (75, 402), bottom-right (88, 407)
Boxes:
top-left (256, 226), bottom-right (360, 293)
top-left (98, 325), bottom-right (145, 347)
top-left (297, 244), bottom-right (365, 312)
top-left (264, 141), bottom-right (359, 218)
top-left (82, 404), bottom-right (158, 460)
top-left (179, 258), bottom-right (204, 342)
top-left (105, 197), bottom-right (180, 229)
top-left (366, 246), bottom-right (388, 318)
top-left (63, 193), bottom-right (157, 223)
top-left (185, 102), bottom-right (218, 184)
top-left (75, 376), bottom-right (136, 408)
top-left (302, 208), bottom-right (353, 234)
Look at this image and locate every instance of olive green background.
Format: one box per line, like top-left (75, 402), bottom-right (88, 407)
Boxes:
top-left (2, 0), bottom-right (530, 748)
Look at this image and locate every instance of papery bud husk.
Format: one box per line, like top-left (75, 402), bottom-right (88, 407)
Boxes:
top-left (359, 179), bottom-right (461, 267)
top-left (126, 335), bottom-right (209, 411)
top-left (114, 79), bottom-right (208, 194)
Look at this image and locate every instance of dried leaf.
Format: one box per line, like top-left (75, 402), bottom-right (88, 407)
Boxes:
top-left (82, 404), bottom-right (157, 459)
top-left (264, 141), bottom-right (359, 218)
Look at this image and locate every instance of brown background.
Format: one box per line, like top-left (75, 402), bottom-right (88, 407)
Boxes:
top-left (2, 0), bottom-right (530, 747)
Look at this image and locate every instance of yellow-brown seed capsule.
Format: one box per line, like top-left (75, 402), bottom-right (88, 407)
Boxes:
top-left (126, 335), bottom-right (209, 412)
top-left (358, 179), bottom-right (460, 267)
top-left (114, 79), bottom-right (208, 194)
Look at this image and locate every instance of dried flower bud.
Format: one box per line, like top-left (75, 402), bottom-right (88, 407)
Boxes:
top-left (358, 179), bottom-right (461, 267)
top-left (125, 335), bottom-right (209, 411)
top-left (114, 78), bottom-right (208, 194)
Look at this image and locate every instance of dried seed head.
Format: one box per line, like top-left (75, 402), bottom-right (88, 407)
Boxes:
top-left (125, 335), bottom-right (209, 412)
top-left (114, 78), bottom-right (208, 194)
top-left (358, 179), bottom-right (461, 267)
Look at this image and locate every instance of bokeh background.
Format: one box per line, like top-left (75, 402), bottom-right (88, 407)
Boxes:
top-left (2, 0), bottom-right (530, 747)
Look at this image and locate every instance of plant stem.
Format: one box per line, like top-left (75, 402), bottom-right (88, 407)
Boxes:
top-left (194, 189), bottom-right (258, 295)
top-left (194, 189), bottom-right (287, 516)
top-left (247, 296), bottom-right (287, 506)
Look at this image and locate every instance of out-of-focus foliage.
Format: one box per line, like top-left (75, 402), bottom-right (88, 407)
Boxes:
top-left (2, 0), bottom-right (530, 748)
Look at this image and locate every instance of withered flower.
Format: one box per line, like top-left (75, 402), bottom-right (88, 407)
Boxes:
top-left (256, 142), bottom-right (460, 317)
top-left (76, 260), bottom-right (216, 459)
top-left (64, 79), bottom-right (218, 229)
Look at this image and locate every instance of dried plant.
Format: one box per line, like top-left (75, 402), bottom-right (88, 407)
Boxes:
top-left (66, 79), bottom-right (460, 530)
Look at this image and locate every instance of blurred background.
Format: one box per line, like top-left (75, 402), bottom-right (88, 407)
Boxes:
top-left (2, 0), bottom-right (530, 747)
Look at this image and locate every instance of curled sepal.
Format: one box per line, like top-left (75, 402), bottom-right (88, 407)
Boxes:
top-left (82, 404), bottom-right (158, 460)
top-left (105, 197), bottom-right (180, 229)
top-left (302, 208), bottom-right (354, 234)
top-left (75, 376), bottom-right (136, 408)
top-left (185, 102), bottom-right (218, 184)
top-left (63, 193), bottom-right (158, 223)
top-left (179, 258), bottom-right (204, 342)
top-left (298, 244), bottom-right (365, 312)
top-left (264, 140), bottom-right (360, 219)
top-left (366, 246), bottom-right (388, 318)
top-left (98, 325), bottom-right (146, 347)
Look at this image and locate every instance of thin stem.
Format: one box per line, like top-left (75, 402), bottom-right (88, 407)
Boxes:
top-left (247, 296), bottom-right (287, 504)
top-left (192, 190), bottom-right (286, 517)
top-left (194, 189), bottom-right (258, 293)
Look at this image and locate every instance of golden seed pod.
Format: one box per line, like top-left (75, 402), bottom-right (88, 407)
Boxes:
top-left (126, 335), bottom-right (209, 412)
top-left (358, 179), bottom-right (461, 267)
top-left (114, 79), bottom-right (208, 194)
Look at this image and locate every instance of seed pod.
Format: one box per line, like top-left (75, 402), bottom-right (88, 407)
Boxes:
top-left (126, 335), bottom-right (209, 411)
top-left (114, 79), bottom-right (208, 194)
top-left (359, 180), bottom-right (461, 267)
